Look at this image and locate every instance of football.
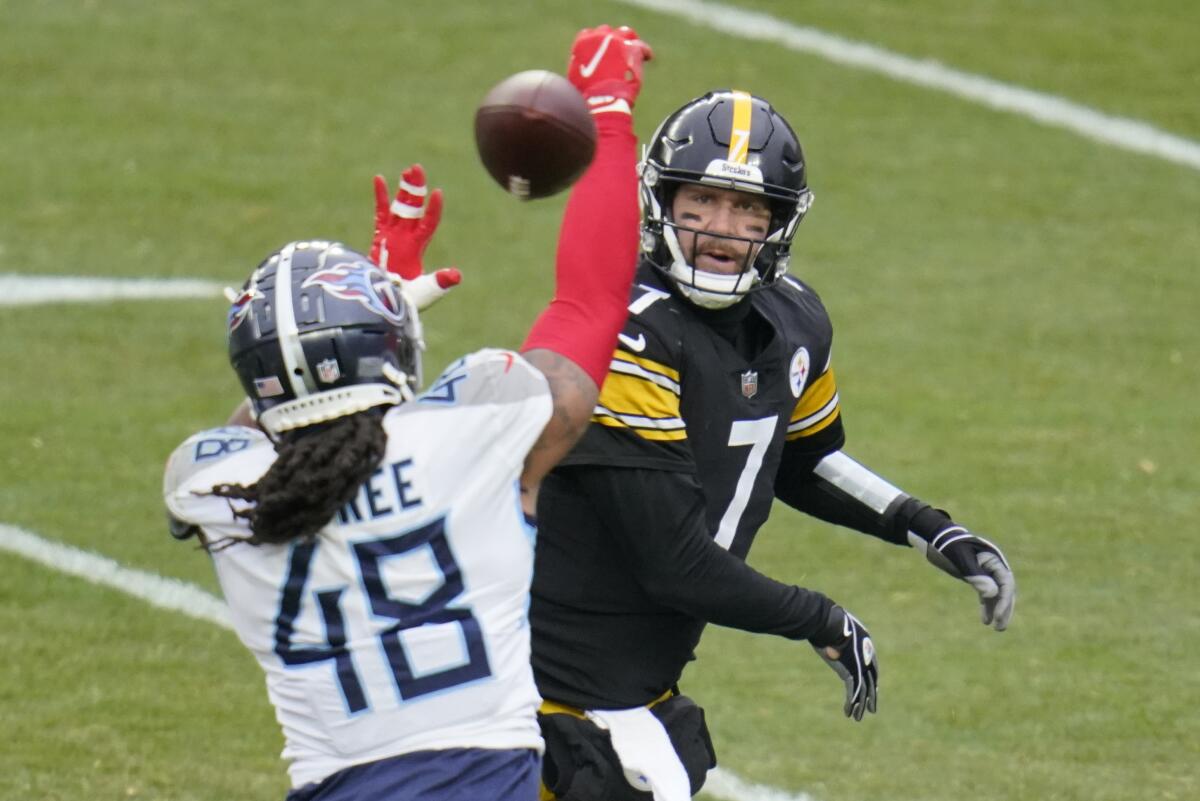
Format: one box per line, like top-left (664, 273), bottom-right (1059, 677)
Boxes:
top-left (474, 70), bottom-right (597, 200)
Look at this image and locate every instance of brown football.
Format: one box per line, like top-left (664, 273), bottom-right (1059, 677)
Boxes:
top-left (474, 70), bottom-right (597, 200)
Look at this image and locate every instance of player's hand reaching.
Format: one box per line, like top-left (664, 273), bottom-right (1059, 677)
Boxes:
top-left (810, 605), bottom-right (878, 721)
top-left (567, 24), bottom-right (653, 112)
top-left (909, 525), bottom-right (1016, 631)
top-left (371, 165), bottom-right (462, 310)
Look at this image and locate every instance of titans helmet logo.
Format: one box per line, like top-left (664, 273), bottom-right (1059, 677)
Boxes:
top-left (227, 285), bottom-right (264, 332)
top-left (301, 261), bottom-right (406, 325)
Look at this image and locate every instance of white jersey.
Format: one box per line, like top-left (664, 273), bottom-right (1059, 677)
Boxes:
top-left (164, 349), bottom-right (552, 788)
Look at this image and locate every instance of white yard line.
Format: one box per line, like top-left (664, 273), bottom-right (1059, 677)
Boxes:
top-left (704, 768), bottom-right (822, 801)
top-left (0, 274), bottom-right (223, 306)
top-left (0, 523), bottom-right (231, 627)
top-left (0, 522), bottom-right (817, 801)
top-left (615, 0), bottom-right (1200, 171)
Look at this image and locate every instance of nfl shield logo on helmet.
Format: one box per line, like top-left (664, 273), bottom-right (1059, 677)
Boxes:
top-left (740, 370), bottom-right (759, 398)
top-left (315, 358), bottom-right (342, 384)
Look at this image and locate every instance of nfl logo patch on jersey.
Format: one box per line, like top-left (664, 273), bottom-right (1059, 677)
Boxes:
top-left (741, 370), bottom-right (759, 398)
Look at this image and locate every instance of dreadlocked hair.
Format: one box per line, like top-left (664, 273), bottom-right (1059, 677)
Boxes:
top-left (207, 409), bottom-right (388, 548)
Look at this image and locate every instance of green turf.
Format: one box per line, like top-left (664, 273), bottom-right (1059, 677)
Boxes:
top-left (2, 1), bottom-right (1197, 799)
top-left (0, 555), bottom-right (285, 800)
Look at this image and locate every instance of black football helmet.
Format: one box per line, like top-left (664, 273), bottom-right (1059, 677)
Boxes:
top-left (639, 90), bottom-right (814, 308)
top-left (227, 240), bottom-right (422, 434)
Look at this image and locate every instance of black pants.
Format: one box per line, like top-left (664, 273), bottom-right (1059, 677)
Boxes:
top-left (538, 694), bottom-right (716, 801)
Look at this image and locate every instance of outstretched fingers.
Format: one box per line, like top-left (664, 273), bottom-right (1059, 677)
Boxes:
top-left (419, 188), bottom-right (443, 242)
top-left (390, 164), bottom-right (428, 220)
top-left (373, 175), bottom-right (391, 220)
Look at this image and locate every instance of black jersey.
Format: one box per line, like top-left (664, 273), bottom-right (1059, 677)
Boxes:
top-left (566, 264), bottom-right (844, 555)
top-left (531, 264), bottom-right (846, 709)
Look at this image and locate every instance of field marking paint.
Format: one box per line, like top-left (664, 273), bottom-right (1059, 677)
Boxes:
top-left (0, 523), bottom-right (819, 801)
top-left (0, 274), bottom-right (224, 306)
top-left (615, 0), bottom-right (1200, 172)
top-left (0, 523), bottom-right (231, 628)
top-left (704, 769), bottom-right (821, 801)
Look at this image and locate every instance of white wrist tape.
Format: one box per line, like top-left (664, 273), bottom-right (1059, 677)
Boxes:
top-left (812, 450), bottom-right (905, 514)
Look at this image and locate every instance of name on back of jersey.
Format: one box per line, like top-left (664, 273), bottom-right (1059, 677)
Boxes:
top-left (336, 457), bottom-right (424, 525)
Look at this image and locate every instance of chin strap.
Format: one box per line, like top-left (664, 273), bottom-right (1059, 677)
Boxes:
top-left (673, 275), bottom-right (754, 309)
top-left (657, 217), bottom-right (763, 309)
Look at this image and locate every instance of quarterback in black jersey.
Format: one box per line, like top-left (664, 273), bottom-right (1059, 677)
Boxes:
top-left (530, 87), bottom-right (1017, 801)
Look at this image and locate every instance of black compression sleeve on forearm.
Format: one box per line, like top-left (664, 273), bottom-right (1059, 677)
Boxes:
top-left (576, 465), bottom-right (835, 641)
top-left (773, 445), bottom-right (951, 545)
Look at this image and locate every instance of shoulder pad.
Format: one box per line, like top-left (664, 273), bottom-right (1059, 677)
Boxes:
top-left (418, 348), bottom-right (550, 407)
top-left (166, 426), bottom-right (268, 474)
top-left (163, 426), bottom-right (273, 529)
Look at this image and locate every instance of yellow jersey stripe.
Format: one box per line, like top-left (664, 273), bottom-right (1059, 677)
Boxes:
top-left (610, 348), bottom-right (680, 382)
top-left (788, 392), bottom-right (839, 434)
top-left (786, 405), bottom-right (841, 440)
top-left (593, 414), bottom-right (689, 441)
top-left (592, 399), bottom-right (688, 441)
top-left (592, 402), bottom-right (685, 431)
top-left (608, 357), bottom-right (681, 396)
top-left (596, 371), bottom-right (682, 421)
top-left (728, 90), bottom-right (753, 164)
top-left (790, 368), bottom-right (837, 423)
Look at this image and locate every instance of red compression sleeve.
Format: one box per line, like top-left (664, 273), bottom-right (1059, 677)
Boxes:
top-left (521, 112), bottom-right (639, 387)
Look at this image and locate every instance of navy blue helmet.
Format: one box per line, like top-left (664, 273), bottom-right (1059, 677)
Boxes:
top-left (639, 90), bottom-right (814, 308)
top-left (227, 240), bottom-right (422, 434)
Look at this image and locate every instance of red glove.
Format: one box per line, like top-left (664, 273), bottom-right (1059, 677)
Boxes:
top-left (370, 165), bottom-right (461, 309)
top-left (567, 24), bottom-right (654, 111)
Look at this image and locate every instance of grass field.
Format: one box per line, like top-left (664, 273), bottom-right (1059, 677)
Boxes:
top-left (2, 1), bottom-right (1198, 799)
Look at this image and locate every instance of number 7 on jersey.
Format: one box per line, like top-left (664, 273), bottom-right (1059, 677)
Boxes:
top-left (714, 416), bottom-right (778, 550)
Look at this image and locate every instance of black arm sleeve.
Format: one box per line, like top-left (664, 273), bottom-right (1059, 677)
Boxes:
top-left (773, 444), bottom-right (952, 546)
top-left (582, 465), bottom-right (835, 641)
top-left (531, 464), bottom-right (847, 707)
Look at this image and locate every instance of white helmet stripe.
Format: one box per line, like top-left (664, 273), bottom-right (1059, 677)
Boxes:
top-left (273, 242), bottom-right (318, 398)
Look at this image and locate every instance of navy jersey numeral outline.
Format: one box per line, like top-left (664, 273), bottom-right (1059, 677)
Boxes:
top-left (272, 516), bottom-right (492, 715)
top-left (420, 358), bottom-right (469, 404)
